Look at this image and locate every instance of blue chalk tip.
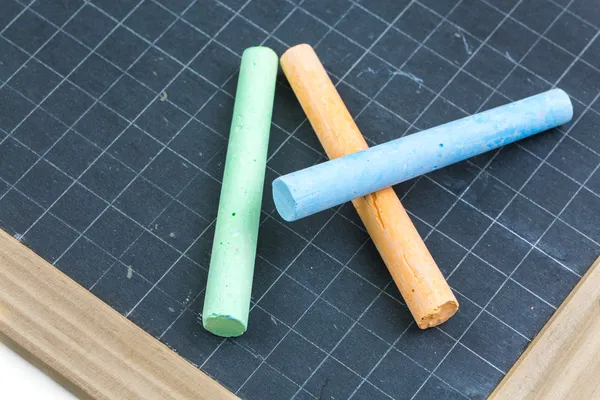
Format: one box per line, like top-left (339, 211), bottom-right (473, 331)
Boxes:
top-left (272, 178), bottom-right (297, 222)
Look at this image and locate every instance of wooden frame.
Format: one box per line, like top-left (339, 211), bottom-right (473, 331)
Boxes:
top-left (0, 230), bottom-right (236, 400)
top-left (490, 257), bottom-right (600, 400)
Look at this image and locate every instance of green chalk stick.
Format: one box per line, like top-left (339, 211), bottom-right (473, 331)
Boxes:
top-left (201, 47), bottom-right (278, 337)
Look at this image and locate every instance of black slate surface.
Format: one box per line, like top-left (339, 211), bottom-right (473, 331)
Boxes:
top-left (0, 0), bottom-right (599, 399)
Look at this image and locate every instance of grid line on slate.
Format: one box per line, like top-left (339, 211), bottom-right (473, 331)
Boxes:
top-left (1, 0), bottom-right (259, 138)
top-left (0, 1), bottom-right (31, 36)
top-left (2, 114), bottom-right (212, 221)
top-left (311, 3), bottom-right (599, 141)
top-left (2, 0), bottom-right (331, 181)
top-left (0, 0), bottom-right (599, 399)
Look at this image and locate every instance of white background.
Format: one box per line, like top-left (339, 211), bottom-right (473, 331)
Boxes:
top-left (0, 341), bottom-right (74, 399)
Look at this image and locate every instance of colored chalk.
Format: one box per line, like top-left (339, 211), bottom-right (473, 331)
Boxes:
top-left (273, 88), bottom-right (572, 221)
top-left (202, 47), bottom-right (278, 337)
top-left (280, 44), bottom-right (458, 329)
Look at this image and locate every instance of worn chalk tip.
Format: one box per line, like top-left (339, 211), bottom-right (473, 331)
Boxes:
top-left (203, 313), bottom-right (246, 337)
top-left (242, 45), bottom-right (278, 63)
top-left (416, 300), bottom-right (459, 329)
top-left (549, 88), bottom-right (573, 123)
top-left (272, 177), bottom-right (297, 222)
top-left (282, 43), bottom-right (313, 59)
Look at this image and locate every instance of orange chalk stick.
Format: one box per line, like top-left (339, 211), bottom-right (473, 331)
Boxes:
top-left (280, 44), bottom-right (458, 329)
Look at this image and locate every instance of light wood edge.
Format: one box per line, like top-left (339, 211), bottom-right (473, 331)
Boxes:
top-left (0, 229), bottom-right (237, 400)
top-left (489, 256), bottom-right (600, 400)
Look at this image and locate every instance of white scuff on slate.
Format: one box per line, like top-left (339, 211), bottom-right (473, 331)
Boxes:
top-left (392, 70), bottom-right (424, 88)
top-left (357, 67), bottom-right (377, 78)
top-left (455, 31), bottom-right (472, 55)
top-left (461, 33), bottom-right (473, 55)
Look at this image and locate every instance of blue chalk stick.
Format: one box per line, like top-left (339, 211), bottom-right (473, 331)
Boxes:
top-left (273, 89), bottom-right (572, 221)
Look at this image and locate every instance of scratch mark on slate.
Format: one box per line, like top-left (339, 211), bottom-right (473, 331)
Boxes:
top-left (393, 70), bottom-right (424, 88)
top-left (357, 67), bottom-right (377, 78)
top-left (505, 51), bottom-right (515, 63)
top-left (319, 378), bottom-right (330, 399)
top-left (455, 31), bottom-right (472, 55)
top-left (461, 32), bottom-right (473, 55)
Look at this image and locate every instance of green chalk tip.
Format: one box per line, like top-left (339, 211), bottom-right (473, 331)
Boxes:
top-left (242, 46), bottom-right (278, 63)
top-left (203, 314), bottom-right (246, 337)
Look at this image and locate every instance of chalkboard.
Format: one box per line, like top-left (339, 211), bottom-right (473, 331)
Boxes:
top-left (0, 0), bottom-right (598, 399)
